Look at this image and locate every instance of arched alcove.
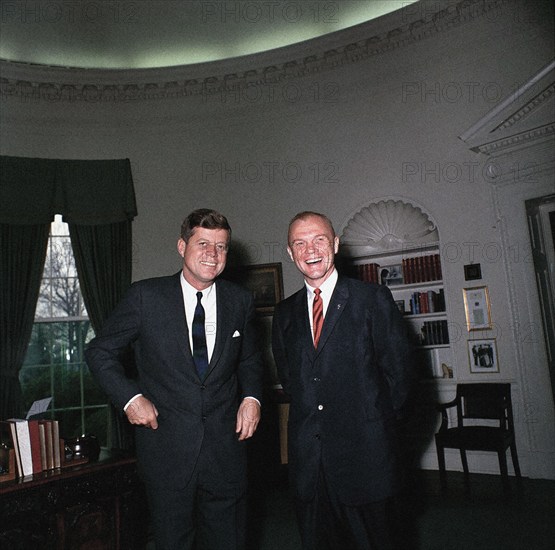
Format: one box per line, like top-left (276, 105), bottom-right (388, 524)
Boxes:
top-left (340, 199), bottom-right (439, 258)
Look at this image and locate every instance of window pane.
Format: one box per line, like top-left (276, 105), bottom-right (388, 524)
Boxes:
top-left (25, 324), bottom-right (53, 365)
top-left (43, 242), bottom-right (52, 278)
top-left (19, 366), bottom-right (51, 413)
top-left (51, 276), bottom-right (81, 317)
top-left (53, 363), bottom-right (81, 408)
top-left (51, 237), bottom-right (77, 276)
top-left (83, 370), bottom-right (107, 405)
top-left (51, 215), bottom-right (69, 236)
top-left (85, 407), bottom-right (109, 447)
top-left (36, 280), bottom-right (52, 318)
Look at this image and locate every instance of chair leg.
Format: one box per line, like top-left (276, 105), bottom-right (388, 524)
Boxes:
top-left (460, 449), bottom-right (469, 479)
top-left (436, 445), bottom-right (447, 489)
top-left (510, 442), bottom-right (521, 478)
top-left (498, 450), bottom-right (510, 492)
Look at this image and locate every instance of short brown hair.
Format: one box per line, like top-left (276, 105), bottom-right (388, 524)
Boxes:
top-left (288, 211), bottom-right (336, 242)
top-left (180, 209), bottom-right (231, 242)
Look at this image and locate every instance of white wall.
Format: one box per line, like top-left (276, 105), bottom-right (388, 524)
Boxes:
top-left (1, 0), bottom-right (554, 478)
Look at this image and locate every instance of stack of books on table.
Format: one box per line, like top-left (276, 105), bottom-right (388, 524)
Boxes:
top-left (0, 418), bottom-right (83, 480)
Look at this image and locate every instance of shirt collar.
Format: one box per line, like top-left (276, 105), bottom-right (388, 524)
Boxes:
top-left (180, 272), bottom-right (215, 299)
top-left (305, 268), bottom-right (338, 297)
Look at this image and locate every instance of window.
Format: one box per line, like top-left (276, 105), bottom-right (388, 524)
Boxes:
top-left (20, 216), bottom-right (110, 446)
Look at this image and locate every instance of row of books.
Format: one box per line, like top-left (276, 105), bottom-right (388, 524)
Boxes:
top-left (402, 254), bottom-right (442, 283)
top-left (352, 254), bottom-right (442, 286)
top-left (352, 263), bottom-right (380, 283)
top-left (408, 289), bottom-right (445, 315)
top-left (420, 320), bottom-right (450, 346)
top-left (1, 418), bottom-right (63, 478)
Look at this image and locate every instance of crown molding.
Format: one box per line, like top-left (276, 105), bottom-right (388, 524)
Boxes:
top-left (0, 0), bottom-right (510, 103)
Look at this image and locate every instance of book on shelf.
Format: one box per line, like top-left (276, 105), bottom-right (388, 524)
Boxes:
top-left (420, 320), bottom-right (450, 346)
top-left (39, 419), bottom-right (55, 470)
top-left (52, 420), bottom-right (61, 468)
top-left (409, 289), bottom-right (445, 315)
top-left (402, 253), bottom-right (442, 284)
top-left (353, 263), bottom-right (380, 284)
top-left (27, 419), bottom-right (43, 475)
top-left (6, 419), bottom-right (33, 477)
top-left (38, 422), bottom-right (47, 471)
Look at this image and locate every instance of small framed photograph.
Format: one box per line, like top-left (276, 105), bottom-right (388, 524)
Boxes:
top-left (379, 264), bottom-right (404, 286)
top-left (395, 300), bottom-right (406, 314)
top-left (463, 286), bottom-right (492, 330)
top-left (468, 338), bottom-right (499, 373)
top-left (221, 262), bottom-right (283, 315)
top-left (464, 263), bottom-right (482, 281)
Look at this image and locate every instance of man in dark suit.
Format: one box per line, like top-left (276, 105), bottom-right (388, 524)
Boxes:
top-left (86, 209), bottom-right (263, 550)
top-left (272, 211), bottom-right (413, 549)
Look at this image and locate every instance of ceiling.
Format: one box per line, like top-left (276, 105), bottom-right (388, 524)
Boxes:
top-left (0, 0), bottom-right (418, 69)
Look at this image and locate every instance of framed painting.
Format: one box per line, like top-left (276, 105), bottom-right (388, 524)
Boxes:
top-left (222, 262), bottom-right (283, 315)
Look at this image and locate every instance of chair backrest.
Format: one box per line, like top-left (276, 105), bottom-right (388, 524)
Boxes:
top-left (456, 383), bottom-right (513, 429)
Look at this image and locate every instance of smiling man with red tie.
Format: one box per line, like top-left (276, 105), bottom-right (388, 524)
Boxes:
top-left (272, 211), bottom-right (414, 550)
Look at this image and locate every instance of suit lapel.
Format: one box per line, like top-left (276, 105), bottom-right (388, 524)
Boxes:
top-left (315, 277), bottom-right (349, 355)
top-left (293, 288), bottom-right (314, 353)
top-left (206, 280), bottom-right (230, 376)
top-left (168, 273), bottom-right (194, 361)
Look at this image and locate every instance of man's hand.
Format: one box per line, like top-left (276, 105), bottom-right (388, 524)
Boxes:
top-left (236, 398), bottom-right (261, 441)
top-left (125, 395), bottom-right (159, 429)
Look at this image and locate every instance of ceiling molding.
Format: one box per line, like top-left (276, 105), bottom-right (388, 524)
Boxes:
top-left (0, 0), bottom-right (510, 104)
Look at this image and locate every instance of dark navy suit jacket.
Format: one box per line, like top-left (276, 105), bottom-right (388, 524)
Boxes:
top-left (272, 276), bottom-right (413, 505)
top-left (86, 273), bottom-right (263, 492)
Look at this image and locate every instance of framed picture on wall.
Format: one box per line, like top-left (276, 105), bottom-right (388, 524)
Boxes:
top-left (468, 338), bottom-right (499, 373)
top-left (463, 286), bottom-right (492, 330)
top-left (221, 262), bottom-right (283, 316)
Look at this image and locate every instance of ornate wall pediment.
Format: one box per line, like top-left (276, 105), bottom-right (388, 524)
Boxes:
top-left (459, 59), bottom-right (555, 184)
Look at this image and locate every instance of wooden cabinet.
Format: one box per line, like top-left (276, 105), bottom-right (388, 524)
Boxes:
top-left (0, 452), bottom-right (148, 550)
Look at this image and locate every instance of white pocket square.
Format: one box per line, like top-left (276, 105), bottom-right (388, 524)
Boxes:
top-left (232, 330), bottom-right (241, 338)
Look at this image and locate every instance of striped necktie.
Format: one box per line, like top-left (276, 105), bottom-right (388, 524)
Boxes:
top-left (313, 288), bottom-right (323, 348)
top-left (192, 291), bottom-right (209, 378)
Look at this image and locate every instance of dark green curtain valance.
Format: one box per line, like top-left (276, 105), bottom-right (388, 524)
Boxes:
top-left (0, 156), bottom-right (137, 225)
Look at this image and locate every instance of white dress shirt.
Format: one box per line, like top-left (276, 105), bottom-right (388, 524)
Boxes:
top-left (180, 273), bottom-right (217, 361)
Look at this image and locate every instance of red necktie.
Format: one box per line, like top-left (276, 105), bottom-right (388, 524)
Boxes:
top-left (313, 288), bottom-right (323, 348)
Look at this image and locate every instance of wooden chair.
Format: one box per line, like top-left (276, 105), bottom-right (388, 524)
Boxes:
top-left (435, 383), bottom-right (521, 489)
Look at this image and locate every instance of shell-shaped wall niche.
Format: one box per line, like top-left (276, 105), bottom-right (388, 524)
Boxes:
top-left (341, 200), bottom-right (439, 257)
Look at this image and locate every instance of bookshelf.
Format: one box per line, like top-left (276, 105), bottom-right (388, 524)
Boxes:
top-left (350, 246), bottom-right (452, 379)
top-left (341, 200), bottom-right (453, 381)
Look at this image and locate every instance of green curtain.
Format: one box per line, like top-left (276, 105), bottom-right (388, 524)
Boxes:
top-left (68, 221), bottom-right (133, 331)
top-left (0, 223), bottom-right (50, 419)
top-left (69, 221), bottom-right (136, 449)
top-left (0, 156), bottom-right (137, 428)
